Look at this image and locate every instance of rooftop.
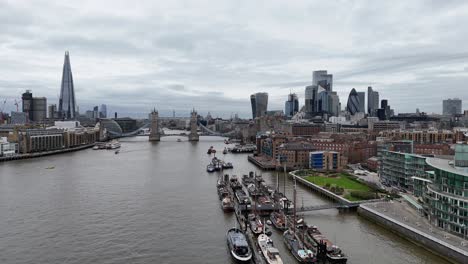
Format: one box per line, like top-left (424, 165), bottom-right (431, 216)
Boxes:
top-left (426, 157), bottom-right (468, 177)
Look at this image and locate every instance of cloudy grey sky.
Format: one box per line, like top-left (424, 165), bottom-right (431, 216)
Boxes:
top-left (1, 0), bottom-right (468, 117)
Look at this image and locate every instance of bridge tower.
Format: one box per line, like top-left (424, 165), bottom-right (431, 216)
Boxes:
top-left (188, 109), bottom-right (199, 141)
top-left (149, 108), bottom-right (160, 141)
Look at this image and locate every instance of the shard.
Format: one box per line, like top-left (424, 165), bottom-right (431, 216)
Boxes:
top-left (58, 51), bottom-right (76, 119)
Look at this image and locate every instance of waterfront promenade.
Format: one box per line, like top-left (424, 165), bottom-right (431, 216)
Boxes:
top-left (359, 201), bottom-right (468, 263)
top-left (0, 144), bottom-right (94, 162)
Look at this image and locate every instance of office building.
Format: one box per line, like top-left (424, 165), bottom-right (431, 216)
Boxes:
top-left (442, 98), bottom-right (462, 115)
top-left (357, 91), bottom-right (365, 113)
top-left (380, 151), bottom-right (428, 190)
top-left (93, 106), bottom-right (99, 119)
top-left (368, 86), bottom-right (379, 116)
top-left (421, 146), bottom-right (468, 238)
top-left (305, 85), bottom-right (317, 114)
top-left (48, 104), bottom-right (58, 119)
top-left (285, 93), bottom-right (299, 117)
top-left (58, 51), bottom-right (77, 119)
top-left (100, 104), bottom-right (107, 118)
top-left (304, 70), bottom-right (335, 117)
top-left (346, 88), bottom-right (360, 115)
top-left (10, 112), bottom-right (27, 125)
top-left (31, 97), bottom-right (47, 122)
top-left (21, 90), bottom-right (47, 122)
top-left (309, 151), bottom-right (344, 171)
top-left (250, 92), bottom-right (268, 119)
top-left (250, 94), bottom-right (256, 119)
top-left (312, 70), bottom-right (333, 91)
top-left (21, 90), bottom-right (33, 122)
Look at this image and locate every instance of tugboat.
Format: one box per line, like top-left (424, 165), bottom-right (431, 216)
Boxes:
top-left (206, 164), bottom-right (215, 173)
top-left (226, 228), bottom-right (252, 263)
top-left (258, 234), bottom-right (284, 264)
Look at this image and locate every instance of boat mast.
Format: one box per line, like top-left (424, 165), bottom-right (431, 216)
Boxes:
top-left (293, 176), bottom-right (297, 234)
top-left (283, 163), bottom-right (286, 195)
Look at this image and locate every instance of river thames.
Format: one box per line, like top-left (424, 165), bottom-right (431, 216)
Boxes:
top-left (0, 136), bottom-right (449, 264)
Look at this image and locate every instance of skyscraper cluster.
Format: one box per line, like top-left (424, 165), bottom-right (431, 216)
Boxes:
top-left (304, 70), bottom-right (340, 117)
top-left (250, 92), bottom-right (268, 119)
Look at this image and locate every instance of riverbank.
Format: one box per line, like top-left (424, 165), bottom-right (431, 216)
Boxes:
top-left (358, 203), bottom-right (468, 264)
top-left (0, 143), bottom-right (94, 162)
top-left (247, 155), bottom-right (276, 170)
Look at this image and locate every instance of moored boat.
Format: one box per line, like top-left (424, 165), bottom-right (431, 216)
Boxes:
top-left (248, 214), bottom-right (264, 235)
top-left (226, 228), bottom-right (252, 263)
top-left (229, 175), bottom-right (243, 191)
top-left (207, 146), bottom-right (214, 154)
top-left (258, 234), bottom-right (284, 264)
top-left (221, 196), bottom-right (235, 212)
top-left (242, 172), bottom-right (255, 187)
top-left (222, 162), bottom-right (233, 169)
top-left (306, 226), bottom-right (347, 264)
top-left (270, 212), bottom-right (287, 231)
top-left (235, 189), bottom-right (251, 205)
top-left (283, 230), bottom-right (316, 263)
top-left (207, 164), bottom-right (215, 173)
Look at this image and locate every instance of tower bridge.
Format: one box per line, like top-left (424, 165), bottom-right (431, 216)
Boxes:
top-left (101, 108), bottom-right (236, 140)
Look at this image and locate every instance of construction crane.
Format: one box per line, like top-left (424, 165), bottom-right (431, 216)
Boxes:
top-left (14, 99), bottom-right (19, 112)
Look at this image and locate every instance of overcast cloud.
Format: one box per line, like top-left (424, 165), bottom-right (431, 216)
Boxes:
top-left (1, 0), bottom-right (468, 117)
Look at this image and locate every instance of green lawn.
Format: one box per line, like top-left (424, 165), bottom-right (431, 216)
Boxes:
top-left (304, 174), bottom-right (370, 192)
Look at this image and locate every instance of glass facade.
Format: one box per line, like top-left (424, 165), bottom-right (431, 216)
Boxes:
top-left (380, 151), bottom-right (427, 191)
top-left (423, 158), bottom-right (468, 237)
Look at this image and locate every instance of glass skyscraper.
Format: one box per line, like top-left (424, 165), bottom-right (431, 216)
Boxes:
top-left (250, 93), bottom-right (268, 119)
top-left (442, 98), bottom-right (462, 115)
top-left (58, 51), bottom-right (76, 120)
top-left (285, 93), bottom-right (299, 117)
top-left (346, 88), bottom-right (360, 115)
top-left (367, 86), bottom-right (379, 116)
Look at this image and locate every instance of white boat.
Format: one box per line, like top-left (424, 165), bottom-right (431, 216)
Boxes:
top-left (258, 234), bottom-right (283, 264)
top-left (92, 145), bottom-right (99, 150)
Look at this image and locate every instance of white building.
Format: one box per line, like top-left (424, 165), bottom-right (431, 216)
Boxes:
top-left (0, 137), bottom-right (18, 157)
